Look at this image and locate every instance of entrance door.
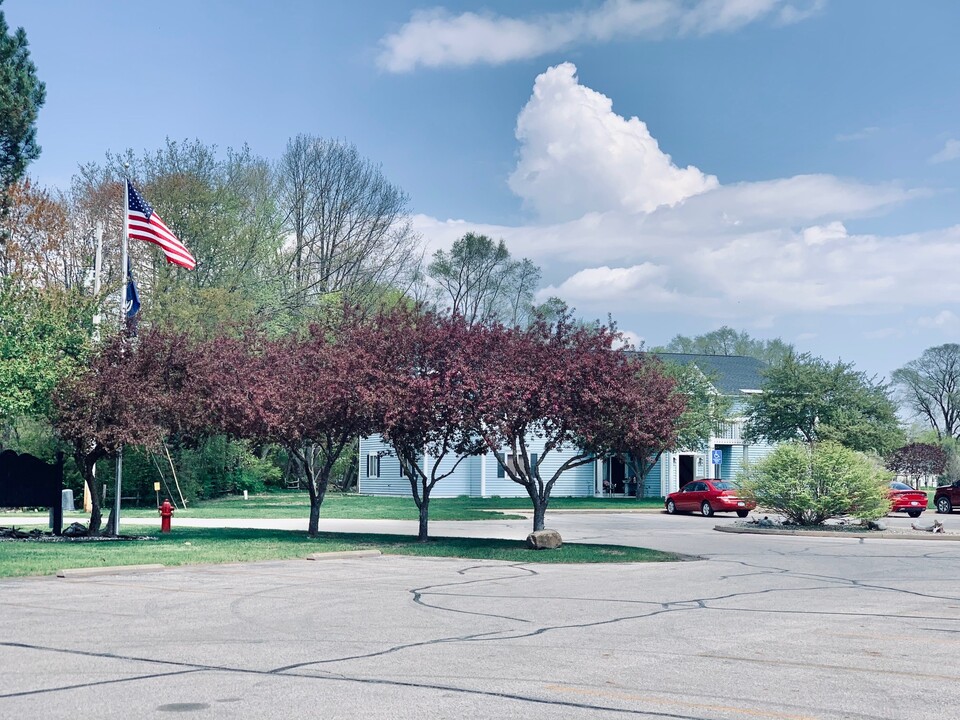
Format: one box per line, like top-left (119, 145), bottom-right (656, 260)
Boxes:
top-left (679, 455), bottom-right (694, 488)
top-left (603, 457), bottom-right (626, 494)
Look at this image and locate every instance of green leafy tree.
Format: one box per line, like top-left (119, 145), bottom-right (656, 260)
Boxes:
top-left (741, 441), bottom-right (891, 525)
top-left (72, 140), bottom-right (286, 336)
top-left (654, 326), bottom-right (793, 365)
top-left (745, 351), bottom-right (903, 455)
top-left (0, 279), bottom-right (93, 442)
top-left (891, 344), bottom-right (960, 442)
top-left (427, 233), bottom-right (541, 326)
top-left (0, 0), bottom-right (45, 235)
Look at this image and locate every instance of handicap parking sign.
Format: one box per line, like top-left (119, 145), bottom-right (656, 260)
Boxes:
top-left (711, 449), bottom-right (722, 465)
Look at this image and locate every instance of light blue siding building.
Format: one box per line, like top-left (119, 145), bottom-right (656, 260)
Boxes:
top-left (358, 353), bottom-right (775, 498)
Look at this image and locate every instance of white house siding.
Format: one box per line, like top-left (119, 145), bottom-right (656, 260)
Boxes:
top-left (644, 457), bottom-right (665, 497)
top-left (482, 471), bottom-right (530, 498)
top-left (357, 436), bottom-right (408, 496)
top-left (716, 444), bottom-right (742, 481)
top-left (745, 444), bottom-right (774, 465)
top-left (541, 452), bottom-right (595, 496)
top-left (359, 435), bottom-right (597, 498)
top-left (483, 445), bottom-right (596, 497)
top-left (357, 435), bottom-right (478, 497)
top-left (711, 443), bottom-right (776, 482)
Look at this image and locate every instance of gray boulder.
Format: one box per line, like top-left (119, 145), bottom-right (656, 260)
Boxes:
top-left (527, 529), bottom-right (562, 549)
top-left (911, 519), bottom-right (944, 533)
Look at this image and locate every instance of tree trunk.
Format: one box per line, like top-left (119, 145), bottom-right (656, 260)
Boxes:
top-left (407, 470), bottom-right (432, 543)
top-left (82, 462), bottom-right (102, 536)
top-left (303, 445), bottom-right (335, 537)
top-left (418, 499), bottom-right (430, 543)
top-left (532, 499), bottom-right (547, 532)
top-left (104, 504), bottom-right (117, 537)
top-left (305, 449), bottom-right (321, 536)
top-left (308, 492), bottom-right (321, 537)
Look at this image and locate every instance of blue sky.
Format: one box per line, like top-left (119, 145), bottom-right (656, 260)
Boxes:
top-left (5, 0), bottom-right (960, 379)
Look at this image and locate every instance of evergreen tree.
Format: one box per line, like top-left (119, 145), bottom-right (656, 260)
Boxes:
top-left (0, 0), bottom-right (46, 233)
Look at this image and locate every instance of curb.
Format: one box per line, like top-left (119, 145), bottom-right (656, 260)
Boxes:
top-left (306, 549), bottom-right (382, 561)
top-left (488, 508), bottom-right (665, 515)
top-left (715, 525), bottom-right (960, 541)
top-left (56, 563), bottom-right (166, 578)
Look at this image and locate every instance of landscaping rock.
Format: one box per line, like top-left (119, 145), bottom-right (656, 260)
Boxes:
top-left (62, 522), bottom-right (88, 537)
top-left (867, 520), bottom-right (887, 531)
top-left (911, 519), bottom-right (945, 533)
top-left (527, 529), bottom-right (562, 549)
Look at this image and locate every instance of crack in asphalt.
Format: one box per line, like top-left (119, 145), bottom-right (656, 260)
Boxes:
top-left (5, 533), bottom-right (959, 718)
top-left (409, 562), bottom-right (539, 623)
top-left (0, 639), bottom-right (898, 720)
top-left (0, 666), bottom-right (202, 699)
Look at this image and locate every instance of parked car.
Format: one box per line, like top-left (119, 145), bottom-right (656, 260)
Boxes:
top-left (888, 481), bottom-right (928, 518)
top-left (665, 479), bottom-right (755, 518)
top-left (935, 479), bottom-right (960, 514)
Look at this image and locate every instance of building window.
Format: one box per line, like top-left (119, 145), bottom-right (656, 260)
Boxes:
top-left (366, 454), bottom-right (380, 478)
top-left (495, 452), bottom-right (538, 478)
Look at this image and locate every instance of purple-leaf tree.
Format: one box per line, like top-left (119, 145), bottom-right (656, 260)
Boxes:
top-left (254, 312), bottom-right (382, 536)
top-left (52, 328), bottom-right (195, 535)
top-left (885, 443), bottom-right (947, 488)
top-left (469, 313), bottom-right (682, 532)
top-left (590, 354), bottom-right (687, 498)
top-left (376, 308), bottom-right (486, 542)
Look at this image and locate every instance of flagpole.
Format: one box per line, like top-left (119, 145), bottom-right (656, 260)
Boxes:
top-left (114, 173), bottom-right (130, 534)
top-left (84, 221), bottom-right (104, 515)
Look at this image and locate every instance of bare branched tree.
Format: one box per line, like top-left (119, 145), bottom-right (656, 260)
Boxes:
top-left (892, 344), bottom-right (960, 442)
top-left (275, 135), bottom-right (422, 314)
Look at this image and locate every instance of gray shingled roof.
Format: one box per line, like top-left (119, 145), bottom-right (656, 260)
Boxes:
top-left (650, 353), bottom-right (768, 395)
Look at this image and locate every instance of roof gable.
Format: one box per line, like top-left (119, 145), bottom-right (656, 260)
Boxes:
top-left (651, 353), bottom-right (768, 395)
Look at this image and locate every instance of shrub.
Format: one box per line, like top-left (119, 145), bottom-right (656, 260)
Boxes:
top-left (740, 441), bottom-right (891, 525)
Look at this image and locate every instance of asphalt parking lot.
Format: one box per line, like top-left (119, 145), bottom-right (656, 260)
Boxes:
top-left (1, 512), bottom-right (959, 719)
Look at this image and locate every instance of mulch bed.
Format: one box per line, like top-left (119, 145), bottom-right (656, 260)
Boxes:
top-left (730, 518), bottom-right (955, 537)
top-left (0, 525), bottom-right (155, 542)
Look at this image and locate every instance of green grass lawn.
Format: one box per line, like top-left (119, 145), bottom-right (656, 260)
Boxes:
top-left (0, 526), bottom-right (686, 578)
top-left (8, 491), bottom-right (666, 523)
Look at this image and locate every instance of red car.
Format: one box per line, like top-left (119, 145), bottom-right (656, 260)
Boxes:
top-left (665, 479), bottom-right (755, 518)
top-left (888, 481), bottom-right (927, 518)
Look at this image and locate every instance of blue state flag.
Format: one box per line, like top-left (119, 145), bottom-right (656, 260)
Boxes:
top-left (125, 259), bottom-right (141, 318)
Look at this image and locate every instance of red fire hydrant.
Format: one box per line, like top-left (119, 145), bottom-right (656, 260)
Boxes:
top-left (159, 499), bottom-right (174, 533)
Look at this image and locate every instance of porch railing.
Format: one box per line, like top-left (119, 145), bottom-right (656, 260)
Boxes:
top-left (715, 420), bottom-right (746, 442)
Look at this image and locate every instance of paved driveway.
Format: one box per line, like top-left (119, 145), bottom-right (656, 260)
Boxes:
top-left (1, 513), bottom-right (958, 719)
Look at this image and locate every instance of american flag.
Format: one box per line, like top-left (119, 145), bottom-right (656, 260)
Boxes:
top-left (126, 181), bottom-right (196, 270)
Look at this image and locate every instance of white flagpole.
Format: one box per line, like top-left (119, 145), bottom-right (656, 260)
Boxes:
top-left (114, 175), bottom-right (130, 533)
top-left (84, 222), bottom-right (104, 515)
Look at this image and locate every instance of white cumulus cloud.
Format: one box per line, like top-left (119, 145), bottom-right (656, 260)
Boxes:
top-left (413, 63), bottom-right (958, 333)
top-left (509, 63), bottom-right (718, 222)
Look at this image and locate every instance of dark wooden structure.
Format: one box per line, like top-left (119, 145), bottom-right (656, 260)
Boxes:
top-left (0, 450), bottom-right (64, 535)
